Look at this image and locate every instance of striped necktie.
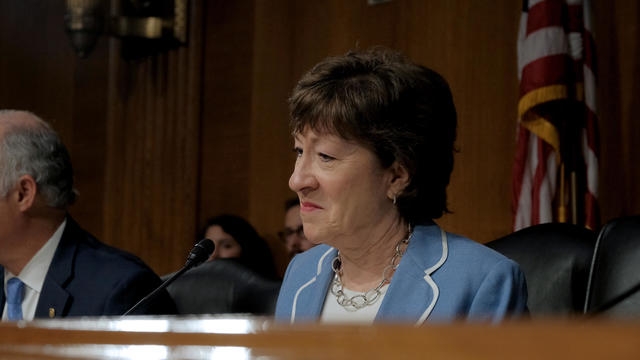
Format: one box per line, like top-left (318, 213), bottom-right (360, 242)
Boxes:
top-left (6, 277), bottom-right (24, 321)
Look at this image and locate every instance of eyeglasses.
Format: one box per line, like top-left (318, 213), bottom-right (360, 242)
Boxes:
top-left (278, 225), bottom-right (304, 240)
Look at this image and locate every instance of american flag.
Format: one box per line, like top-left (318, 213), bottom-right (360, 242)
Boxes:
top-left (512, 0), bottom-right (599, 230)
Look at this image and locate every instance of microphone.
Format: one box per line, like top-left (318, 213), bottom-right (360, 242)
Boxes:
top-left (185, 238), bottom-right (216, 268)
top-left (122, 239), bottom-right (215, 316)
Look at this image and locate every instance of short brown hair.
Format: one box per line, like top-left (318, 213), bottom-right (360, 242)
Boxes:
top-left (289, 48), bottom-right (457, 224)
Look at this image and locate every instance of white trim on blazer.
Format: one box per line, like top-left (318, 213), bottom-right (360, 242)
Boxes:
top-left (417, 229), bottom-right (448, 325)
top-left (291, 247), bottom-right (334, 323)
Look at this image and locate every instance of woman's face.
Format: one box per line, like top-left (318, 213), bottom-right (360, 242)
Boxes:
top-left (205, 225), bottom-right (242, 261)
top-left (289, 128), bottom-right (399, 249)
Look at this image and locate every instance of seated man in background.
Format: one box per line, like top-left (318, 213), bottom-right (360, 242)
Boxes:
top-left (280, 197), bottom-right (315, 257)
top-left (0, 110), bottom-right (176, 320)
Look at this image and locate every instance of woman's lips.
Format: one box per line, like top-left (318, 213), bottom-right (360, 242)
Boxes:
top-left (300, 201), bottom-right (322, 212)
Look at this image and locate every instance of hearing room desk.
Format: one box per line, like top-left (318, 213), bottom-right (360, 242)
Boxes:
top-left (0, 316), bottom-right (639, 359)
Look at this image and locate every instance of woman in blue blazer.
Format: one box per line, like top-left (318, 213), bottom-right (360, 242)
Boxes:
top-left (276, 48), bottom-right (528, 324)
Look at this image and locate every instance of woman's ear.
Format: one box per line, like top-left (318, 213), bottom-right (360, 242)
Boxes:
top-left (386, 161), bottom-right (410, 200)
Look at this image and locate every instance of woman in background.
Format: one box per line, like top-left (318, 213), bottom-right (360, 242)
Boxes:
top-left (201, 215), bottom-right (278, 279)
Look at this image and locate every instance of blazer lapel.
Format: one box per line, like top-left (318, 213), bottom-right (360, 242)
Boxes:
top-left (0, 270), bottom-right (4, 314)
top-left (35, 280), bottom-right (71, 319)
top-left (375, 224), bottom-right (448, 325)
top-left (35, 218), bottom-right (78, 319)
top-left (290, 247), bottom-right (336, 322)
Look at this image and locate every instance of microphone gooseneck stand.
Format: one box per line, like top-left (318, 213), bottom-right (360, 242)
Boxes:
top-left (122, 238), bottom-right (215, 316)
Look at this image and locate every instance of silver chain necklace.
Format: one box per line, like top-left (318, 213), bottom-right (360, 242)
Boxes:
top-left (330, 229), bottom-right (412, 311)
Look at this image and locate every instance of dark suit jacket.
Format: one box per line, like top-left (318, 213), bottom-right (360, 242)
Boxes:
top-left (0, 218), bottom-right (176, 318)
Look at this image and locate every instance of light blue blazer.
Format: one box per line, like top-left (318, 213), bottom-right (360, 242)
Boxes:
top-left (275, 223), bottom-right (528, 324)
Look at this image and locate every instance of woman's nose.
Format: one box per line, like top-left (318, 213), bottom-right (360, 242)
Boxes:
top-left (289, 156), bottom-right (317, 193)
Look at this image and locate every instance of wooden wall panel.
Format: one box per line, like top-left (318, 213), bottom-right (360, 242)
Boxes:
top-left (197, 0), bottom-right (255, 228)
top-left (0, 1), bottom-right (75, 120)
top-left (593, 0), bottom-right (640, 224)
top-left (68, 36), bottom-right (110, 239)
top-left (248, 0), bottom-right (295, 276)
top-left (401, 0), bottom-right (522, 242)
top-left (103, 0), bottom-right (204, 275)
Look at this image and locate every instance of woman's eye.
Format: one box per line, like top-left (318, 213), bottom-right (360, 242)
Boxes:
top-left (293, 147), bottom-right (303, 157)
top-left (318, 153), bottom-right (335, 162)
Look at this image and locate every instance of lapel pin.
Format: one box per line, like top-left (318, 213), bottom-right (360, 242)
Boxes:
top-left (49, 308), bottom-right (55, 318)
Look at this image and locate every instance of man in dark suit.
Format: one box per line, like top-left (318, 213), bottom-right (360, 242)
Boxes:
top-left (0, 110), bottom-right (175, 320)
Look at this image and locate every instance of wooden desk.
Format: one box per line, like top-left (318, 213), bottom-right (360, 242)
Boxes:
top-left (1, 316), bottom-right (639, 359)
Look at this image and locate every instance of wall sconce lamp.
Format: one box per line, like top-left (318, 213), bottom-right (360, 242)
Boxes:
top-left (64, 0), bottom-right (187, 58)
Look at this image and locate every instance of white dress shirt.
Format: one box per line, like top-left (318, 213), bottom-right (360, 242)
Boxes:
top-left (2, 219), bottom-right (66, 321)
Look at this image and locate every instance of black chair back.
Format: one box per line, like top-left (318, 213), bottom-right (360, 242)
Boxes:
top-left (487, 223), bottom-right (596, 317)
top-left (584, 216), bottom-right (640, 316)
top-left (164, 259), bottom-right (281, 315)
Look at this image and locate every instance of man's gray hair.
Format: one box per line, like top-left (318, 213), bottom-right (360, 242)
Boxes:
top-left (0, 111), bottom-right (77, 208)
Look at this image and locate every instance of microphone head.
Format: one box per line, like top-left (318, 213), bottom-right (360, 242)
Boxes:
top-left (185, 238), bottom-right (215, 268)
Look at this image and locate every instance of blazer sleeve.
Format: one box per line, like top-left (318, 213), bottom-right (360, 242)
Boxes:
top-left (467, 258), bottom-right (529, 322)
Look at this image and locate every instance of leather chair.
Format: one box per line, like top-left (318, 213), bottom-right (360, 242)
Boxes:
top-left (164, 259), bottom-right (281, 315)
top-left (486, 223), bottom-right (596, 317)
top-left (584, 216), bottom-right (640, 316)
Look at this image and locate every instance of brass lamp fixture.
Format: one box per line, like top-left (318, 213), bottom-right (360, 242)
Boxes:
top-left (64, 0), bottom-right (187, 58)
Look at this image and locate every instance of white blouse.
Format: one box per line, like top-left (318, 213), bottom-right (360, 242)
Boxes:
top-left (320, 274), bottom-right (389, 324)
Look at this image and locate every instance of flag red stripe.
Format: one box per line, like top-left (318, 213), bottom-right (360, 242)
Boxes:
top-left (584, 192), bottom-right (599, 230)
top-left (526, 0), bottom-right (565, 35)
top-left (520, 54), bottom-right (571, 96)
top-left (566, 4), bottom-right (584, 32)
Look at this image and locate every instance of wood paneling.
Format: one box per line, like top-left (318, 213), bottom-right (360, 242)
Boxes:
top-left (103, 0), bottom-right (204, 274)
top-left (401, 1), bottom-right (522, 242)
top-left (248, 1), bottom-right (296, 276)
top-left (69, 34), bottom-right (110, 239)
top-left (593, 0), bottom-right (640, 224)
top-left (198, 0), bottom-right (255, 226)
top-left (0, 1), bottom-right (75, 120)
